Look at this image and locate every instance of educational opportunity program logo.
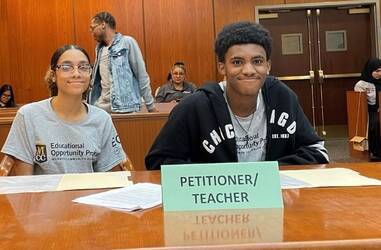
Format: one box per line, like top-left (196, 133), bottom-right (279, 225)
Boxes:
top-left (34, 143), bottom-right (47, 163)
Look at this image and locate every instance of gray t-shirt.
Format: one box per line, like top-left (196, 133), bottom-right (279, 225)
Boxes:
top-left (1, 98), bottom-right (125, 175)
top-left (219, 81), bottom-right (267, 162)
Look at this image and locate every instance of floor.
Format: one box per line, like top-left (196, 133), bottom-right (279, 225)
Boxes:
top-left (320, 125), bottom-right (364, 163)
top-left (325, 139), bottom-right (363, 163)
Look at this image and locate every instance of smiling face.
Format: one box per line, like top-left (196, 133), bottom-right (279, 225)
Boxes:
top-left (54, 49), bottom-right (91, 98)
top-left (218, 44), bottom-right (271, 99)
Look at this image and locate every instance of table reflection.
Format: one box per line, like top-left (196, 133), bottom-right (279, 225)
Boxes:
top-left (164, 208), bottom-right (283, 246)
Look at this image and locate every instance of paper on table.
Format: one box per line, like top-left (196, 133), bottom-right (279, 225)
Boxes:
top-left (73, 183), bottom-right (162, 211)
top-left (280, 168), bottom-right (381, 189)
top-left (280, 174), bottom-right (312, 189)
top-left (56, 171), bottom-right (132, 191)
top-left (0, 174), bottom-right (62, 194)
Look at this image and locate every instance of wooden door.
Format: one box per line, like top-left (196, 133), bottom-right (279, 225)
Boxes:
top-left (259, 4), bottom-right (375, 137)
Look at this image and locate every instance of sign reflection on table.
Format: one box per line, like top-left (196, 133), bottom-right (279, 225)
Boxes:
top-left (164, 208), bottom-right (283, 246)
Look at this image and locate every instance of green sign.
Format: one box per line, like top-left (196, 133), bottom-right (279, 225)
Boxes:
top-left (161, 161), bottom-right (283, 211)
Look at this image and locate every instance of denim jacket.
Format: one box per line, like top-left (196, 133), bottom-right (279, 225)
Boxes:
top-left (89, 33), bottom-right (155, 112)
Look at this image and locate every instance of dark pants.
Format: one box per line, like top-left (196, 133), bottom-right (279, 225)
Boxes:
top-left (368, 110), bottom-right (381, 157)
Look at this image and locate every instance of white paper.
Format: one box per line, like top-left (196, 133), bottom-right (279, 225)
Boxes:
top-left (0, 171), bottom-right (132, 194)
top-left (280, 168), bottom-right (381, 189)
top-left (56, 171), bottom-right (132, 191)
top-left (0, 174), bottom-right (62, 194)
top-left (73, 183), bottom-right (162, 211)
top-left (280, 174), bottom-right (312, 189)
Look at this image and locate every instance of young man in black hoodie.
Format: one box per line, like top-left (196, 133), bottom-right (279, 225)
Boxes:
top-left (145, 21), bottom-right (329, 170)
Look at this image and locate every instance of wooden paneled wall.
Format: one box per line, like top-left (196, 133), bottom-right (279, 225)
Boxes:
top-left (214, 0), bottom-right (283, 35)
top-left (73, 0), bottom-right (146, 61)
top-left (0, 0), bottom-right (375, 104)
top-left (0, 0), bottom-right (75, 103)
top-left (144, 0), bottom-right (216, 90)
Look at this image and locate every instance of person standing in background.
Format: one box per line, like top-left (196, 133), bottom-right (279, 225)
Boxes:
top-left (88, 11), bottom-right (157, 113)
top-left (354, 58), bottom-right (381, 160)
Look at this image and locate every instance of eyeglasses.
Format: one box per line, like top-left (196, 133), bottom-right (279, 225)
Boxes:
top-left (55, 64), bottom-right (92, 74)
top-left (172, 71), bottom-right (185, 76)
top-left (89, 24), bottom-right (101, 32)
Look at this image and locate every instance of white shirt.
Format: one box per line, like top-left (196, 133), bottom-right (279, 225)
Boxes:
top-left (219, 81), bottom-right (267, 162)
top-left (354, 80), bottom-right (376, 105)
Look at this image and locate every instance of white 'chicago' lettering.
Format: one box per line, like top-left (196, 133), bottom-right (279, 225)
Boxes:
top-left (202, 124), bottom-right (234, 154)
top-left (269, 109), bottom-right (296, 135)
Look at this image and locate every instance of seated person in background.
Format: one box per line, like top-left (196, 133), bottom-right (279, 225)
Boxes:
top-left (145, 21), bottom-right (329, 170)
top-left (0, 83), bottom-right (16, 107)
top-left (1, 44), bottom-right (126, 175)
top-left (155, 62), bottom-right (197, 102)
top-left (354, 58), bottom-right (381, 160)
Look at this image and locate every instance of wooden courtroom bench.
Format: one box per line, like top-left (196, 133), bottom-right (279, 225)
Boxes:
top-left (112, 112), bottom-right (170, 170)
top-left (0, 106), bottom-right (19, 117)
top-left (0, 103), bottom-right (176, 171)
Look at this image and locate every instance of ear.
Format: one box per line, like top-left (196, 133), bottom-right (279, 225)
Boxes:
top-left (267, 59), bottom-right (271, 74)
top-left (217, 62), bottom-right (226, 76)
top-left (51, 70), bottom-right (56, 82)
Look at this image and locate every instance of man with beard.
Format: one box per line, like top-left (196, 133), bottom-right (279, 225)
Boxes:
top-left (88, 12), bottom-right (157, 113)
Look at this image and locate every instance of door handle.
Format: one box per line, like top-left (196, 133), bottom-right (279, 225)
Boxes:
top-left (277, 71), bottom-right (315, 82)
top-left (276, 75), bottom-right (311, 81)
top-left (323, 73), bottom-right (361, 79)
top-left (318, 70), bottom-right (324, 84)
top-left (309, 70), bottom-right (315, 84)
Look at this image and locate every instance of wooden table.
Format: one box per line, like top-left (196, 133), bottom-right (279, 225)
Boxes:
top-left (1, 162), bottom-right (381, 249)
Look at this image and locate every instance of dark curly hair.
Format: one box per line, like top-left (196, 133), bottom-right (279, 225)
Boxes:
top-left (214, 21), bottom-right (272, 62)
top-left (93, 11), bottom-right (116, 29)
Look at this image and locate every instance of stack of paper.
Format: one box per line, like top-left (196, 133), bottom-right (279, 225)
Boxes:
top-left (280, 167), bottom-right (381, 189)
top-left (56, 171), bottom-right (132, 191)
top-left (73, 183), bottom-right (162, 211)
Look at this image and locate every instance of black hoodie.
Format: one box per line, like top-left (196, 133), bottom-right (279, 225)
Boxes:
top-left (145, 76), bottom-right (329, 170)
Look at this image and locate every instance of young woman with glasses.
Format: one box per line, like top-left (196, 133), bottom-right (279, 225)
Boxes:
top-left (1, 44), bottom-right (127, 175)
